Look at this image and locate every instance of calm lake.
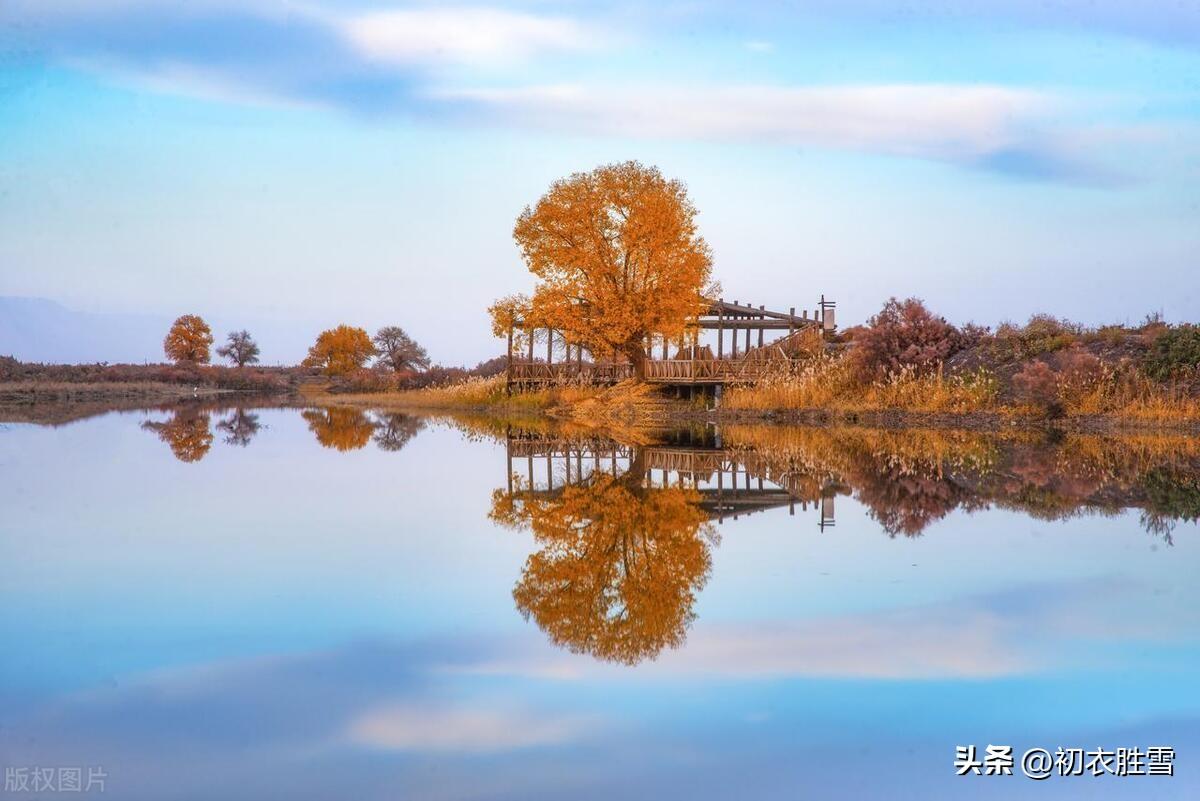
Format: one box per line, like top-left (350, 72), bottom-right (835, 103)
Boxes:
top-left (2, 404), bottom-right (1198, 799)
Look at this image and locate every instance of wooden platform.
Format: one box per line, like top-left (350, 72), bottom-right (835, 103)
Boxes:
top-left (504, 295), bottom-right (836, 389)
top-left (507, 357), bottom-right (788, 387)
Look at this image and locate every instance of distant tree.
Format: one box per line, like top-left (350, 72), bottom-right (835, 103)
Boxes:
top-left (498, 161), bottom-right (714, 381)
top-left (216, 330), bottom-right (260, 367)
top-left (163, 314), bottom-right (213, 365)
top-left (302, 325), bottom-right (376, 376)
top-left (373, 326), bottom-right (430, 373)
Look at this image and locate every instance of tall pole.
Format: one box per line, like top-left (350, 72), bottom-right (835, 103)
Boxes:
top-left (506, 324), bottom-right (514, 394)
top-left (717, 299), bottom-right (724, 359)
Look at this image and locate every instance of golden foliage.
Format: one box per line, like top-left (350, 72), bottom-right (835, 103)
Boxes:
top-left (302, 325), bottom-right (377, 376)
top-left (163, 314), bottom-right (213, 365)
top-left (492, 453), bottom-right (714, 665)
top-left (141, 408), bottom-right (214, 462)
top-left (302, 407), bottom-right (375, 451)
top-left (508, 161), bottom-right (713, 378)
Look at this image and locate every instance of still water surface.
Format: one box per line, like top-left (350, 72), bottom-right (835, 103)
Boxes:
top-left (2, 404), bottom-right (1199, 799)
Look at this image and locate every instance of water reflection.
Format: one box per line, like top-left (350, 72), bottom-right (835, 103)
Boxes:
top-left (373, 412), bottom-right (425, 452)
top-left (490, 424), bottom-right (1200, 664)
top-left (139, 403), bottom-right (426, 460)
top-left (215, 408), bottom-right (261, 447)
top-left (140, 407), bottom-right (213, 462)
top-left (482, 423), bottom-right (1200, 530)
top-left (491, 446), bottom-right (716, 665)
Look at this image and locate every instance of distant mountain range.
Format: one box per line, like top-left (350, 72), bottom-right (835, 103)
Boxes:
top-left (0, 297), bottom-right (172, 364)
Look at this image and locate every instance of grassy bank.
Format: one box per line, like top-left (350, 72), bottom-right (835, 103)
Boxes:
top-left (721, 355), bottom-right (1200, 424)
top-left (299, 374), bottom-right (599, 416)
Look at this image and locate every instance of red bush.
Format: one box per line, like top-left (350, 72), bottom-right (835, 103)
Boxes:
top-left (1012, 360), bottom-right (1061, 414)
top-left (851, 298), bottom-right (963, 379)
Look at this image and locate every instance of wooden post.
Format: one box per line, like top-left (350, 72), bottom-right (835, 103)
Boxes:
top-left (528, 328), bottom-right (534, 361)
top-left (717, 299), bottom-right (724, 359)
top-left (690, 325), bottom-right (695, 382)
top-left (758, 305), bottom-right (765, 348)
top-left (506, 324), bottom-right (514, 393)
top-left (662, 335), bottom-right (668, 360)
top-left (547, 329), bottom-right (553, 365)
top-left (789, 307), bottom-right (795, 337)
top-left (730, 301), bottom-right (738, 358)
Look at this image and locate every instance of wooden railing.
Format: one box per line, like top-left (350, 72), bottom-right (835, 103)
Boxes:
top-left (642, 358), bottom-right (782, 384)
top-left (509, 357), bottom-right (788, 385)
top-left (508, 362), bottom-right (634, 385)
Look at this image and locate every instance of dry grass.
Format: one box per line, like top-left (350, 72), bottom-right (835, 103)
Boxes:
top-left (1055, 366), bottom-right (1200, 420)
top-left (723, 356), bottom-right (998, 414)
top-left (300, 374), bottom-right (604, 416)
top-left (724, 352), bottom-right (1200, 422)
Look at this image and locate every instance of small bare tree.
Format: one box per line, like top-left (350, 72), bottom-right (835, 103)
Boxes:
top-left (216, 330), bottom-right (261, 367)
top-left (373, 326), bottom-right (430, 373)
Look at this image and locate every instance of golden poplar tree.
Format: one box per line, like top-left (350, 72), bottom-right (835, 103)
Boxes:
top-left (502, 161), bottom-right (713, 379)
top-left (163, 314), bottom-right (213, 365)
top-left (302, 325), bottom-right (377, 376)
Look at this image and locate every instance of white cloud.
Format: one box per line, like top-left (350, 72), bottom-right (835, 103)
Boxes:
top-left (346, 702), bottom-right (590, 753)
top-left (745, 40), bottom-right (775, 52)
top-left (342, 7), bottom-right (594, 67)
top-left (435, 82), bottom-right (1052, 162)
top-left (458, 609), bottom-right (1032, 681)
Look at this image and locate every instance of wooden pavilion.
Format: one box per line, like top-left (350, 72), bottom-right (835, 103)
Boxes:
top-left (505, 295), bottom-right (836, 388)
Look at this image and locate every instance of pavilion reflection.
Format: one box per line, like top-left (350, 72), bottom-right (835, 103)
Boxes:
top-left (500, 430), bottom-right (842, 529)
top-left (491, 429), bottom-right (841, 665)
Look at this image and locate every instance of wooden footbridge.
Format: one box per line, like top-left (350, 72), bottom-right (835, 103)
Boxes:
top-left (506, 296), bottom-right (835, 389)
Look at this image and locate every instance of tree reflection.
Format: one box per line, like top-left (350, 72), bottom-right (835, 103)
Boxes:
top-left (491, 451), bottom-right (715, 665)
top-left (852, 465), bottom-right (968, 537)
top-left (302, 407), bottom-right (376, 451)
top-left (215, 408), bottom-right (261, 447)
top-left (373, 413), bottom-right (425, 452)
top-left (141, 408), bottom-right (213, 462)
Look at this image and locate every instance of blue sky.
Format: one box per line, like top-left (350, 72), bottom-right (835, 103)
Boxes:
top-left (1, 1), bottom-right (1199, 364)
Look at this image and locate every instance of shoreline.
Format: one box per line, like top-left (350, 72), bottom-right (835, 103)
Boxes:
top-left (4, 380), bottom-right (1200, 435)
top-left (294, 384), bottom-right (1200, 435)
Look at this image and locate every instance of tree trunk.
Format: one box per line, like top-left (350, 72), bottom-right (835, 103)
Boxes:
top-left (623, 341), bottom-right (648, 381)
